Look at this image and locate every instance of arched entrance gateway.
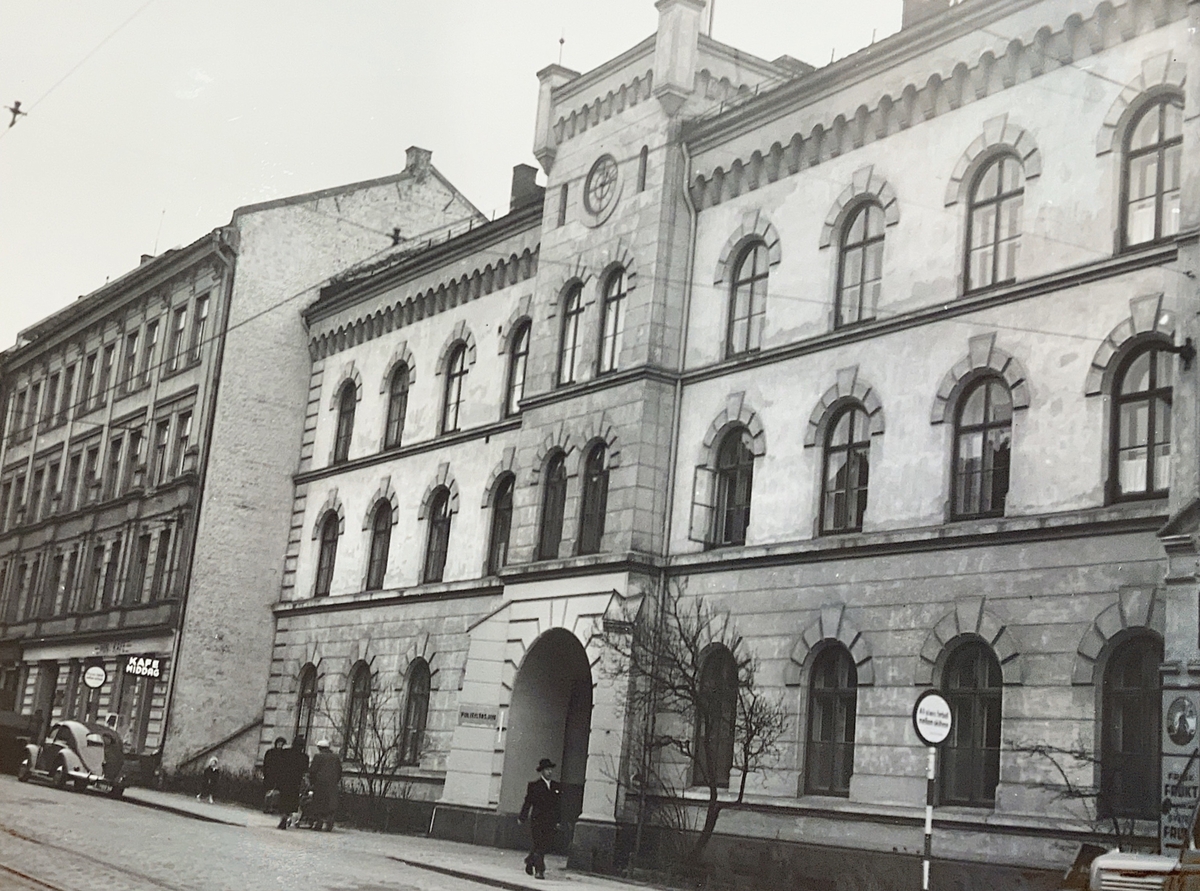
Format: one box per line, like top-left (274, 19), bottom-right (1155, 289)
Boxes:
top-left (500, 628), bottom-right (593, 823)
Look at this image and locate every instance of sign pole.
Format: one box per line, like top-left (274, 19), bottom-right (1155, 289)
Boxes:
top-left (912, 690), bottom-right (952, 891)
top-left (923, 745), bottom-right (935, 891)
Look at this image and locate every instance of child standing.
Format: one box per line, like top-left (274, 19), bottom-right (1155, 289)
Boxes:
top-left (198, 756), bottom-right (219, 804)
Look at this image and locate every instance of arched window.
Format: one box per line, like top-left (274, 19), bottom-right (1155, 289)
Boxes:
top-left (821, 404), bottom-right (870, 534)
top-left (314, 512), bottom-right (339, 597)
top-left (1123, 95), bottom-right (1182, 249)
top-left (505, 321), bottom-right (530, 417)
top-left (343, 662), bottom-right (371, 760)
top-left (637, 145), bottom-right (649, 192)
top-left (537, 452), bottom-right (567, 560)
top-left (1101, 634), bottom-right (1162, 820)
top-left (333, 383), bottom-right (356, 464)
top-left (558, 285), bottom-right (583, 386)
top-left (295, 663), bottom-right (317, 746)
top-left (712, 427), bottom-right (754, 547)
top-left (727, 242), bottom-right (768, 356)
top-left (384, 364), bottom-right (409, 449)
top-left (487, 474), bottom-right (515, 575)
top-left (441, 344), bottom-right (467, 434)
top-left (400, 658), bottom-right (431, 766)
top-left (365, 501), bottom-right (392, 591)
top-left (578, 443), bottom-right (608, 555)
top-left (694, 645), bottom-right (737, 788)
top-left (423, 488), bottom-right (451, 584)
top-left (966, 154), bottom-right (1023, 292)
top-left (940, 640), bottom-right (1002, 807)
top-left (1112, 342), bottom-right (1172, 500)
top-left (836, 202), bottom-right (884, 328)
top-left (805, 645), bottom-right (857, 796)
top-left (598, 269), bottom-right (626, 374)
top-left (952, 377), bottom-right (1012, 519)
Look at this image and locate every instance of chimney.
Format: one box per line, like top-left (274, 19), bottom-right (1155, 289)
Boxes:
top-left (509, 164), bottom-right (544, 212)
top-left (902, 0), bottom-right (956, 28)
top-left (405, 146), bottom-right (433, 179)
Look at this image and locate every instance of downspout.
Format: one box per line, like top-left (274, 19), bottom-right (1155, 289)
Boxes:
top-left (157, 228), bottom-right (237, 772)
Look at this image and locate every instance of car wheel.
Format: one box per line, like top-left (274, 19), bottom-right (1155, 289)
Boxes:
top-left (73, 778), bottom-right (88, 793)
top-left (53, 760), bottom-right (68, 790)
top-left (16, 755), bottom-right (31, 782)
top-left (109, 784), bottom-right (125, 799)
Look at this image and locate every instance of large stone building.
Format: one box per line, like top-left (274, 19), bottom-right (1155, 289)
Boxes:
top-left (250, 0), bottom-right (1200, 887)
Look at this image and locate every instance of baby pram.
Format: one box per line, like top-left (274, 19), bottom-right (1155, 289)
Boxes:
top-left (294, 779), bottom-right (334, 831)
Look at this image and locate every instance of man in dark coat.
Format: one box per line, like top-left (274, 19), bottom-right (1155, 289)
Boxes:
top-left (276, 736), bottom-right (309, 829)
top-left (308, 738), bottom-right (342, 831)
top-left (518, 757), bottom-right (562, 879)
top-left (261, 736), bottom-right (287, 812)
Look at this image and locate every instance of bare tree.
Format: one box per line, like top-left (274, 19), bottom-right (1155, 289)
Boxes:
top-left (598, 581), bottom-right (787, 861)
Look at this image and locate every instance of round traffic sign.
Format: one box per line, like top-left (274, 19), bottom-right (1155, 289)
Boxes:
top-left (913, 690), bottom-right (952, 746)
top-left (83, 665), bottom-right (107, 689)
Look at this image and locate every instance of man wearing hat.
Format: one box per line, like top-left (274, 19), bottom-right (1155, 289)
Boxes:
top-left (308, 738), bottom-right (342, 831)
top-left (517, 757), bottom-right (562, 879)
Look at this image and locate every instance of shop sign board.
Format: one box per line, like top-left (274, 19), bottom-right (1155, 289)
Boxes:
top-left (123, 655), bottom-right (162, 679)
top-left (1162, 691), bottom-right (1200, 854)
top-left (457, 704), bottom-right (498, 728)
top-left (83, 665), bottom-right (107, 689)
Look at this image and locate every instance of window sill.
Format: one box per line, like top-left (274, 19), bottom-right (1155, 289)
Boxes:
top-left (160, 358), bottom-right (202, 381)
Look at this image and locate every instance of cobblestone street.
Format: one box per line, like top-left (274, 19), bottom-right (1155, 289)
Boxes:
top-left (0, 776), bottom-right (604, 891)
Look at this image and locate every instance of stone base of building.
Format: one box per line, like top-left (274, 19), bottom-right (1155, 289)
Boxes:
top-left (430, 804), bottom-right (574, 854)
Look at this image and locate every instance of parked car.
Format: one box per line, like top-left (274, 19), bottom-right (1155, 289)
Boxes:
top-left (16, 720), bottom-right (128, 796)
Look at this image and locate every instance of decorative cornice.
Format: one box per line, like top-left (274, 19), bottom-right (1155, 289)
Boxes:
top-left (686, 0), bottom-right (1187, 209)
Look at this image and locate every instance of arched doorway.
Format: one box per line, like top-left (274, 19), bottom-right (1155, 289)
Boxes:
top-left (500, 629), bottom-right (592, 822)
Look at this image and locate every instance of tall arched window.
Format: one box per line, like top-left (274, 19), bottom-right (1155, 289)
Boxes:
top-left (637, 145), bottom-right (649, 192)
top-left (333, 383), bottom-right (356, 464)
top-left (295, 663), bottom-right (317, 745)
top-left (441, 344), bottom-right (467, 434)
top-left (505, 321), bottom-right (530, 417)
top-left (314, 512), bottom-right (339, 597)
top-left (836, 202), bottom-right (884, 328)
top-left (952, 377), bottom-right (1012, 519)
top-left (694, 645), bottom-right (737, 788)
top-left (578, 443), bottom-right (609, 555)
top-left (384, 364), bottom-right (409, 449)
top-left (598, 269), bottom-right (626, 374)
top-left (1101, 634), bottom-right (1162, 819)
top-left (966, 154), bottom-right (1023, 292)
top-left (423, 488), bottom-right (451, 583)
top-left (343, 662), bottom-right (371, 760)
top-left (712, 427), bottom-right (754, 547)
top-left (365, 501), bottom-right (392, 591)
top-left (487, 474), bottom-right (515, 575)
top-left (401, 658), bottom-right (431, 766)
top-left (1123, 95), bottom-right (1182, 249)
top-left (821, 404), bottom-right (870, 534)
top-left (537, 452), bottom-right (567, 560)
top-left (727, 242), bottom-right (768, 356)
top-left (1112, 343), bottom-right (1172, 500)
top-left (558, 285), bottom-right (583, 386)
top-left (940, 640), bottom-right (1002, 807)
top-left (805, 645), bottom-right (857, 796)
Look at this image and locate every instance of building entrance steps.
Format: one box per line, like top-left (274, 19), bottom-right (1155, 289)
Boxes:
top-left (120, 787), bottom-right (662, 891)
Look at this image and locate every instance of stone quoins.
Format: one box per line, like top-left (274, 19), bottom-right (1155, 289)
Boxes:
top-left (1085, 293), bottom-right (1175, 396)
top-left (1073, 586), bottom-right (1164, 685)
top-left (1097, 50), bottom-right (1186, 156)
top-left (418, 463), bottom-right (460, 519)
top-left (701, 392), bottom-right (767, 461)
top-left (818, 166), bottom-right (900, 249)
top-left (783, 603), bottom-right (875, 687)
top-left (804, 365), bottom-right (885, 448)
top-left (713, 210), bottom-right (782, 286)
top-left (311, 489), bottom-right (345, 538)
top-left (379, 342), bottom-right (417, 392)
top-left (944, 114), bottom-right (1041, 207)
top-left (434, 320), bottom-right (478, 377)
top-left (930, 333), bottom-right (1031, 425)
top-left (327, 361), bottom-right (363, 410)
top-left (915, 597), bottom-right (1024, 686)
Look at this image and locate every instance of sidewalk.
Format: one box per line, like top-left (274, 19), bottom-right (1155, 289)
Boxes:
top-left (121, 787), bottom-right (656, 891)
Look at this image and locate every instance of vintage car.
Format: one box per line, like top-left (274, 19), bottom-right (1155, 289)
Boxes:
top-left (16, 720), bottom-right (127, 796)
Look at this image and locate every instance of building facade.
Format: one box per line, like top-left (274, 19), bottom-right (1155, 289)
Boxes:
top-left (0, 229), bottom-right (235, 759)
top-left (252, 0), bottom-right (1200, 887)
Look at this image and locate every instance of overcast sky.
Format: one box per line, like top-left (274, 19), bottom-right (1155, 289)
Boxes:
top-left (0, 1), bottom-right (902, 349)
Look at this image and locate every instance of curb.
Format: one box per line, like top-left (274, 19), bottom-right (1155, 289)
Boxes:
top-left (390, 855), bottom-right (559, 891)
top-left (119, 793), bottom-right (245, 827)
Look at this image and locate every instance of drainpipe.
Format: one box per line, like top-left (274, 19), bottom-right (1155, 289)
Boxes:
top-left (157, 228), bottom-right (237, 773)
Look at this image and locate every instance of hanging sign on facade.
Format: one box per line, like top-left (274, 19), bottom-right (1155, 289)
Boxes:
top-left (83, 664), bottom-right (108, 689)
top-left (912, 690), bottom-right (953, 747)
top-left (1162, 691), bottom-right (1200, 853)
top-left (123, 655), bottom-right (162, 679)
top-left (457, 704), bottom-right (498, 728)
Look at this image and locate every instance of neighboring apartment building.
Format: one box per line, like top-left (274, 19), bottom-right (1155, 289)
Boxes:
top-left (0, 229), bottom-right (235, 758)
top-left (252, 0), bottom-right (1200, 888)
